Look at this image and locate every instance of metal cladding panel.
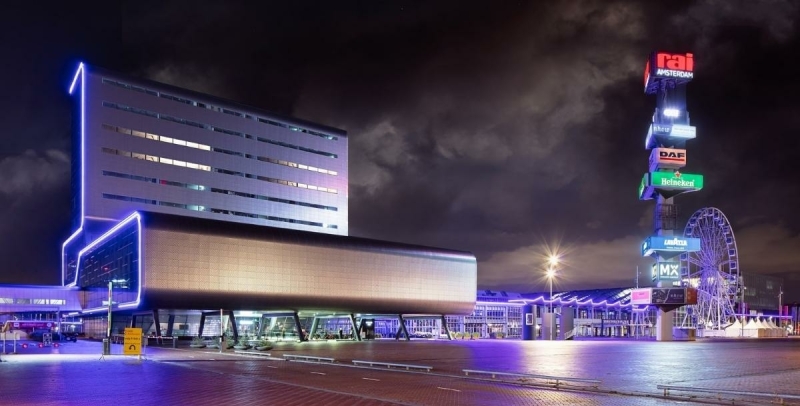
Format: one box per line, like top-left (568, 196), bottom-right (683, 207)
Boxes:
top-left (79, 66), bottom-right (347, 235)
top-left (140, 212), bottom-right (476, 315)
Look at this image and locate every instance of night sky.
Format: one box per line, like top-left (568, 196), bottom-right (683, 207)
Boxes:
top-left (2, 1), bottom-right (799, 301)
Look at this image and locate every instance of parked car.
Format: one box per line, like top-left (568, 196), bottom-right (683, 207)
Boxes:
top-left (28, 330), bottom-right (78, 342)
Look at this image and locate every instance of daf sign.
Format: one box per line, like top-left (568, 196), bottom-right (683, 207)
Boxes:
top-left (649, 148), bottom-right (686, 171)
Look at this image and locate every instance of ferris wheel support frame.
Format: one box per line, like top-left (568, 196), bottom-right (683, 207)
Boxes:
top-left (679, 207), bottom-right (741, 331)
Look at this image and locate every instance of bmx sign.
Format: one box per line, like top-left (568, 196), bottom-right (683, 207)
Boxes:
top-left (651, 261), bottom-right (681, 282)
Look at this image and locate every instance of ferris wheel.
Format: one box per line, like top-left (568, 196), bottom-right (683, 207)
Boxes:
top-left (679, 207), bottom-right (741, 330)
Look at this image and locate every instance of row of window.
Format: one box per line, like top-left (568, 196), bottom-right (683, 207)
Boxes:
top-left (102, 78), bottom-right (339, 141)
top-left (0, 298), bottom-right (67, 305)
top-left (79, 222), bottom-right (139, 303)
top-left (102, 193), bottom-right (338, 229)
top-left (102, 124), bottom-right (337, 176)
top-left (100, 147), bottom-right (339, 194)
top-left (102, 170), bottom-right (338, 211)
top-left (102, 101), bottom-right (338, 159)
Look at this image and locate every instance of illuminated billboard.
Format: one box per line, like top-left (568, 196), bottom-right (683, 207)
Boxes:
top-left (642, 236), bottom-right (701, 257)
top-left (645, 123), bottom-right (697, 149)
top-left (631, 288), bottom-right (652, 305)
top-left (650, 171), bottom-right (703, 190)
top-left (638, 174), bottom-right (653, 200)
top-left (630, 287), bottom-right (698, 306)
top-left (649, 148), bottom-right (686, 171)
top-left (651, 261), bottom-right (681, 282)
top-left (644, 51), bottom-right (694, 94)
top-left (639, 171), bottom-right (702, 200)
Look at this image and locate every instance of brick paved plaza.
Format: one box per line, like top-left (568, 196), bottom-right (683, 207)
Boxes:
top-left (2, 337), bottom-right (799, 405)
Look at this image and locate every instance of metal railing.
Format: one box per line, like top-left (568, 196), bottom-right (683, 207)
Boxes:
top-left (352, 360), bottom-right (432, 372)
top-left (234, 350), bottom-right (272, 357)
top-left (282, 354), bottom-right (335, 363)
top-left (463, 369), bottom-right (600, 388)
top-left (564, 327), bottom-right (579, 340)
top-left (658, 384), bottom-right (800, 403)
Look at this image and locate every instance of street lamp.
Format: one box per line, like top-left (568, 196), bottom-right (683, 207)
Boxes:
top-left (546, 255), bottom-right (558, 313)
top-left (546, 268), bottom-right (557, 313)
top-left (105, 279), bottom-right (128, 355)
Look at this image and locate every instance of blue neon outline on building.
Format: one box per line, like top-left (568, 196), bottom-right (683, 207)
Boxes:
top-left (63, 62), bottom-right (86, 287)
top-left (74, 212), bottom-right (142, 313)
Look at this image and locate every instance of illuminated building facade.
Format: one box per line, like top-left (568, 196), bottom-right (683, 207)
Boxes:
top-left (62, 64), bottom-right (350, 287)
top-left (55, 63), bottom-right (476, 340)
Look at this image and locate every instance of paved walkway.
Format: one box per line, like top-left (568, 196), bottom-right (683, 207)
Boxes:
top-left (2, 337), bottom-right (799, 405)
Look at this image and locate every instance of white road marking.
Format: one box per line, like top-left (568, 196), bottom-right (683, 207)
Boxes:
top-left (437, 387), bottom-right (461, 392)
top-left (362, 377), bottom-right (380, 381)
top-left (311, 372), bottom-right (326, 375)
top-left (267, 365), bottom-right (278, 369)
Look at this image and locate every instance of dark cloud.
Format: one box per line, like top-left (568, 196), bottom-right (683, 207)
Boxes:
top-left (0, 150), bottom-right (69, 198)
top-left (1, 1), bottom-right (799, 297)
top-left (0, 151), bottom-right (71, 285)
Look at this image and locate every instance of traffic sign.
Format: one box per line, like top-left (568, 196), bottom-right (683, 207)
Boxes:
top-left (123, 328), bottom-right (142, 355)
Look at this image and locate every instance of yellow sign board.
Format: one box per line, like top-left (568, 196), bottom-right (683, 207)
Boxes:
top-left (123, 328), bottom-right (143, 355)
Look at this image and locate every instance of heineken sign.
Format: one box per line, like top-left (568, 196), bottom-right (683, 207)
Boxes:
top-left (650, 171), bottom-right (703, 190)
top-left (639, 174), bottom-right (654, 200)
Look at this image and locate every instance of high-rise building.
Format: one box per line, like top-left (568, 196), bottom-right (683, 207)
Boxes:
top-left (63, 63), bottom-right (349, 286)
top-left (56, 63), bottom-right (476, 340)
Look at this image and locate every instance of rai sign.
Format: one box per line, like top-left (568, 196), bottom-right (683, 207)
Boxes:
top-left (644, 51), bottom-right (694, 94)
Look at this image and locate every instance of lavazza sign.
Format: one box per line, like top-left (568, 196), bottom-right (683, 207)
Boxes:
top-left (663, 237), bottom-right (688, 247)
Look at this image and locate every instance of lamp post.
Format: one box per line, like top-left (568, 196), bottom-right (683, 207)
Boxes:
top-left (106, 281), bottom-right (113, 341)
top-left (105, 279), bottom-right (128, 355)
top-left (546, 255), bottom-right (559, 313)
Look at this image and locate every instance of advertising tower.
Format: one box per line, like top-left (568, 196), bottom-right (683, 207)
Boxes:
top-left (635, 52), bottom-right (702, 341)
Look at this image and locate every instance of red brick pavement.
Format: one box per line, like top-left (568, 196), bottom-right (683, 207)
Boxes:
top-left (2, 337), bottom-right (799, 405)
